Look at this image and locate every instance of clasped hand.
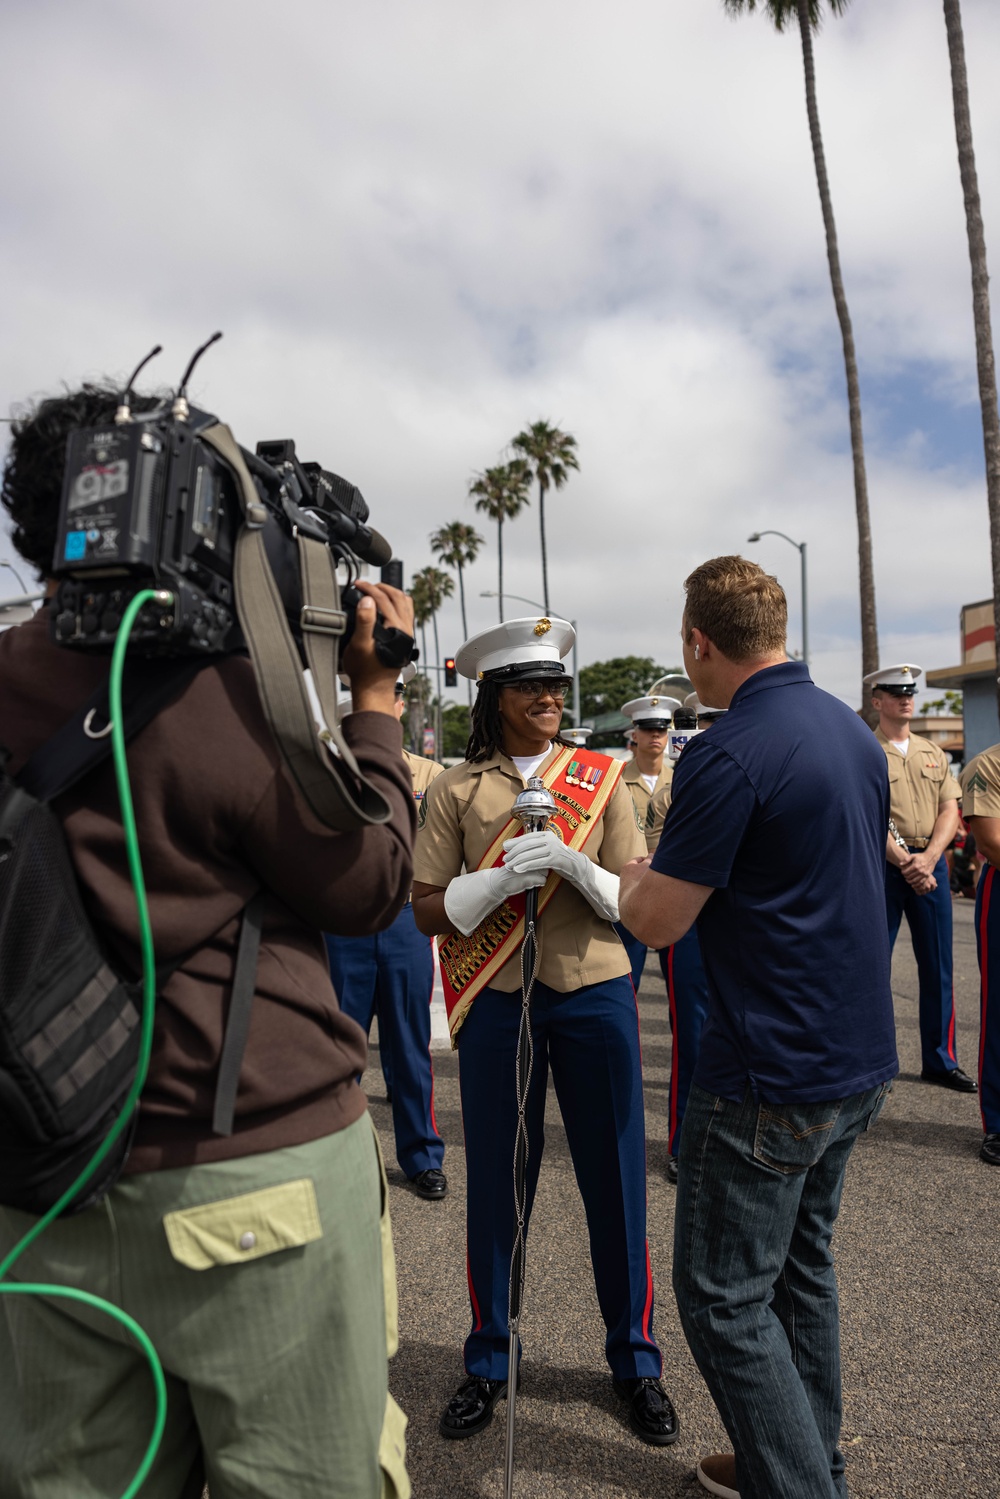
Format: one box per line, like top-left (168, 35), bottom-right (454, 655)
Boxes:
top-left (502, 830), bottom-right (583, 883)
top-left (899, 850), bottom-right (938, 896)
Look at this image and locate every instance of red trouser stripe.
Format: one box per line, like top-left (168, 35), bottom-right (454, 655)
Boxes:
top-left (666, 945), bottom-right (679, 1154)
top-left (979, 866), bottom-right (994, 1134)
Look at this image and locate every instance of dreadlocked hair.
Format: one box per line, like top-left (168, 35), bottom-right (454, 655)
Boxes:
top-left (465, 677), bottom-right (570, 764)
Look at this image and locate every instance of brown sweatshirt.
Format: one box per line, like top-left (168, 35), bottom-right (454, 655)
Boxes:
top-left (0, 609), bottom-right (415, 1172)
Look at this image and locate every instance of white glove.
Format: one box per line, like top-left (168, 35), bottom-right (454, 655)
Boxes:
top-left (444, 864), bottom-right (547, 937)
top-left (502, 831), bottom-right (621, 923)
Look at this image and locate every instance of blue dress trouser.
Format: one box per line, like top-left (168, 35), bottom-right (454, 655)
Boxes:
top-left (658, 927), bottom-right (709, 1157)
top-left (613, 921), bottom-right (648, 993)
top-left (456, 976), bottom-right (662, 1382)
top-left (324, 904), bottom-right (444, 1178)
top-left (884, 858), bottom-right (958, 1076)
top-left (974, 864), bottom-right (1000, 1136)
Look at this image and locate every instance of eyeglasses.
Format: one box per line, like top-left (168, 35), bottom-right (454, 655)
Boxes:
top-left (506, 679), bottom-right (571, 700)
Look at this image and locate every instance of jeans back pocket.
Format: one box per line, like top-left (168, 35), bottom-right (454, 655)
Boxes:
top-left (753, 1100), bottom-right (843, 1174)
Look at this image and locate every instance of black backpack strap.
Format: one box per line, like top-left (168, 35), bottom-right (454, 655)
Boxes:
top-left (16, 655), bottom-right (225, 804)
top-left (212, 891), bottom-right (267, 1137)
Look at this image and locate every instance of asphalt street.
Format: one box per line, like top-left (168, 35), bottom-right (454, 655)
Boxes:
top-left (372, 898), bottom-right (999, 1498)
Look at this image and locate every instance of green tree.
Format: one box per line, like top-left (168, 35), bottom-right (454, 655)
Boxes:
top-left (410, 565), bottom-right (454, 757)
top-left (440, 702), bottom-right (472, 759)
top-left (580, 656), bottom-right (677, 745)
top-left (511, 420), bottom-right (580, 616)
top-left (724, 0), bottom-right (878, 715)
top-left (943, 0), bottom-right (1000, 720)
top-left (430, 520), bottom-right (485, 704)
top-left (469, 460), bottom-right (531, 622)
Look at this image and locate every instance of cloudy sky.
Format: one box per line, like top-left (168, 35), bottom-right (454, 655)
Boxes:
top-left (2, 0), bottom-right (998, 712)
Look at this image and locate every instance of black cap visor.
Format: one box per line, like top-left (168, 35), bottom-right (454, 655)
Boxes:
top-left (483, 660), bottom-right (573, 688)
top-left (874, 684), bottom-right (917, 697)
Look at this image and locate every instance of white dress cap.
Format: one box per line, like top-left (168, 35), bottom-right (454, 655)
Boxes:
top-left (562, 726), bottom-right (591, 747)
top-left (684, 690), bottom-right (727, 718)
top-left (861, 662), bottom-right (923, 691)
top-left (396, 662), bottom-right (417, 688)
top-left (621, 695), bottom-right (682, 725)
top-left (456, 616), bottom-right (575, 681)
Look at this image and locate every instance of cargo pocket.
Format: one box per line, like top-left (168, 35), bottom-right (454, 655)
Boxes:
top-left (370, 1117), bottom-right (399, 1358)
top-left (379, 1391), bottom-right (411, 1499)
top-left (162, 1178), bottom-right (322, 1270)
top-left (753, 1101), bottom-right (842, 1174)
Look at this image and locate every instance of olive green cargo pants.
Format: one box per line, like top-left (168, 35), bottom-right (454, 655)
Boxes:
top-left (0, 1114), bottom-right (408, 1498)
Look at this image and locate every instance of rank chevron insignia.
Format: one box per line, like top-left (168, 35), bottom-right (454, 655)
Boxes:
top-left (967, 770), bottom-right (989, 795)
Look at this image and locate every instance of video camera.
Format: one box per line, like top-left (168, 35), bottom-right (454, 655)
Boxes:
top-left (50, 335), bottom-right (414, 669)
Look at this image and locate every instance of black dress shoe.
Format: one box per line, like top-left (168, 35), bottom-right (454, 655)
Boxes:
top-left (439, 1375), bottom-right (510, 1439)
top-left (411, 1168), bottom-right (448, 1199)
top-left (920, 1067), bottom-right (978, 1093)
top-left (612, 1376), bottom-right (680, 1446)
top-left (981, 1134), bottom-right (1000, 1166)
top-left (665, 1156), bottom-right (679, 1185)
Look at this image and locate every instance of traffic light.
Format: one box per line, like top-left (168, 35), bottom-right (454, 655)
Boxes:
top-left (444, 657), bottom-right (458, 687)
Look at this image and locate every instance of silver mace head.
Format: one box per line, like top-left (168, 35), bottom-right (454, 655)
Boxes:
top-left (513, 776), bottom-right (557, 833)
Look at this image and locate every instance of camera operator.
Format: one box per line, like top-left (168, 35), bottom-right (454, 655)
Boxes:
top-left (0, 383), bottom-right (414, 1498)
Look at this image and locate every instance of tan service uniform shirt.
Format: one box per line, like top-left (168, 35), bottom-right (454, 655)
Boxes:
top-left (961, 743), bottom-right (1000, 822)
top-left (623, 759), bottom-right (674, 855)
top-left (646, 776), bottom-right (673, 852)
top-left (404, 747), bottom-right (445, 807)
top-left (413, 744), bottom-right (645, 993)
top-left (875, 728), bottom-right (961, 846)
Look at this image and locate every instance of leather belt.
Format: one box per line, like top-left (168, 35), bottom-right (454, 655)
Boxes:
top-left (904, 839), bottom-right (931, 852)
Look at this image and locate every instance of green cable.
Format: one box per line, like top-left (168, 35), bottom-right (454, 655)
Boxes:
top-left (0, 588), bottom-right (171, 1497)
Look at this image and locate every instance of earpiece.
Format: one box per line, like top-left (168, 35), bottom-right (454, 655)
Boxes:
top-left (694, 645), bottom-right (701, 660)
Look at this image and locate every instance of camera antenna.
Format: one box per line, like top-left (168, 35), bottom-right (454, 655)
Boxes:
top-left (115, 343), bottom-right (163, 425)
top-left (172, 331), bottom-right (223, 420)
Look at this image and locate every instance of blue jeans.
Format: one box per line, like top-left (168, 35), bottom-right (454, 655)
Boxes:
top-left (673, 1082), bottom-right (890, 1499)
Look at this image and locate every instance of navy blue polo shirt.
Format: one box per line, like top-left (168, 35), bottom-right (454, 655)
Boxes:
top-left (650, 660), bottom-right (897, 1104)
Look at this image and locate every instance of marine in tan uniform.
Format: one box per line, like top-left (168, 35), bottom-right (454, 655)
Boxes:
top-left (325, 665), bottom-right (449, 1199)
top-left (615, 694), bottom-right (680, 989)
top-left (865, 662), bottom-right (973, 1091)
top-left (961, 740), bottom-right (1000, 1161)
top-left (411, 617), bottom-right (677, 1448)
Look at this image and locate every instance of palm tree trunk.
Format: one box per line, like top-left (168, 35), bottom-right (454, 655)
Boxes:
top-left (944, 0), bottom-right (1000, 720)
top-left (497, 518), bottom-right (504, 623)
top-left (797, 0), bottom-right (879, 715)
top-left (538, 479), bottom-right (550, 614)
top-left (431, 605), bottom-right (443, 757)
top-left (456, 561), bottom-right (472, 706)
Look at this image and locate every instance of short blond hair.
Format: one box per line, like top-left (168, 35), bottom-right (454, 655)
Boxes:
top-left (684, 556), bottom-right (787, 663)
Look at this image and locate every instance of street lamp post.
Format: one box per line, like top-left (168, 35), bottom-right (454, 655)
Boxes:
top-left (480, 591), bottom-right (581, 728)
top-left (0, 559), bottom-right (29, 594)
top-left (747, 530), bottom-right (808, 666)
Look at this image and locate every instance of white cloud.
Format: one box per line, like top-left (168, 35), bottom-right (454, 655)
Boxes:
top-left (2, 0), bottom-right (998, 709)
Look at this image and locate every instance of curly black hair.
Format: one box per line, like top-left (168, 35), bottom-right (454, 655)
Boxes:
top-left (1, 382), bottom-right (164, 578)
top-left (465, 677), bottom-right (570, 764)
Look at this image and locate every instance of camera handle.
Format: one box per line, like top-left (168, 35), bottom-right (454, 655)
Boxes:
top-left (200, 423), bottom-right (395, 832)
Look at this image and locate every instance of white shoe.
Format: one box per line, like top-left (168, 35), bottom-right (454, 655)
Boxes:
top-left (696, 1453), bottom-right (740, 1499)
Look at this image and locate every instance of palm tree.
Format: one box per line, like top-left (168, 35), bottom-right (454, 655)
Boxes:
top-left (410, 565), bottom-right (454, 756)
top-left (408, 572), bottom-right (434, 751)
top-left (430, 521), bottom-right (485, 705)
top-left (724, 0), bottom-right (878, 713)
top-left (511, 421), bottom-right (580, 616)
top-left (943, 0), bottom-right (1000, 718)
top-left (469, 460), bottom-right (532, 622)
